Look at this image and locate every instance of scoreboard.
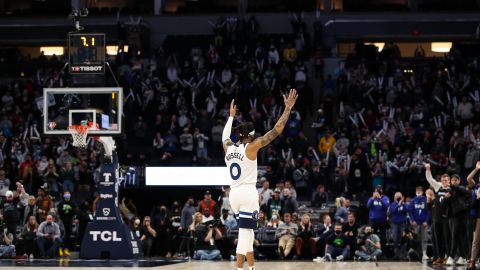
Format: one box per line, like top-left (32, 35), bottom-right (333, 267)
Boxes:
top-left (68, 33), bottom-right (105, 74)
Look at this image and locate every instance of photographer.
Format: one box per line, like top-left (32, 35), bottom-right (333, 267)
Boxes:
top-left (193, 220), bottom-right (222, 260)
top-left (36, 214), bottom-right (61, 258)
top-left (355, 225), bottom-right (382, 261)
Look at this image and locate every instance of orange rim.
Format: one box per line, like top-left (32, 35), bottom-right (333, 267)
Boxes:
top-left (68, 125), bottom-right (90, 135)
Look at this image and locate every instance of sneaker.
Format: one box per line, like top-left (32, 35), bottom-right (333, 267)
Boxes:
top-left (433, 257), bottom-right (444, 265)
top-left (336, 255), bottom-right (344, 261)
top-left (313, 256), bottom-right (324, 262)
top-left (324, 254), bottom-right (332, 262)
top-left (456, 257), bottom-right (467, 265)
top-left (230, 255), bottom-right (236, 261)
top-left (29, 254), bottom-right (34, 261)
top-left (63, 249), bottom-right (70, 256)
top-left (446, 257), bottom-right (455, 266)
top-left (59, 248), bottom-right (64, 257)
top-left (422, 254), bottom-right (429, 261)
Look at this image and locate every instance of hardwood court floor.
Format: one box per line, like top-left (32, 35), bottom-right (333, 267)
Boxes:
top-left (2, 260), bottom-right (434, 270)
top-left (156, 261), bottom-right (432, 270)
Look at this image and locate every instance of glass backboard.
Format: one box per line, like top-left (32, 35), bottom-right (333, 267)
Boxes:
top-left (42, 88), bottom-right (123, 136)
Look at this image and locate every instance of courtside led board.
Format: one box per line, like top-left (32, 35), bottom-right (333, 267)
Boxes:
top-left (42, 88), bottom-right (123, 136)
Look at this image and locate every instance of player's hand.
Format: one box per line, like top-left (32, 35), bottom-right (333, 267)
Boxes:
top-left (229, 99), bottom-right (237, 117)
top-left (283, 89), bottom-right (298, 110)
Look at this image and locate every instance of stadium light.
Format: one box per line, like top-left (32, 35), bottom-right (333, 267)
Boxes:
top-left (364, 42), bottom-right (385, 51)
top-left (40, 47), bottom-right (64, 56)
top-left (431, 42), bottom-right (452, 53)
top-left (106, 45), bottom-right (129, 55)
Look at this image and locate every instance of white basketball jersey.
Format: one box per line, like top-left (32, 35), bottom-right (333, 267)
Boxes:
top-left (225, 143), bottom-right (257, 188)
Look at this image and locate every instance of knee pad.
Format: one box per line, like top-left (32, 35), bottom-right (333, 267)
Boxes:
top-left (237, 228), bottom-right (254, 255)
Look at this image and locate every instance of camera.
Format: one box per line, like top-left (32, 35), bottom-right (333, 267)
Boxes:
top-left (204, 219), bottom-right (222, 228)
top-left (357, 231), bottom-right (367, 245)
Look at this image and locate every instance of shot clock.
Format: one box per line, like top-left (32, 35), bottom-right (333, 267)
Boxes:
top-left (68, 33), bottom-right (105, 74)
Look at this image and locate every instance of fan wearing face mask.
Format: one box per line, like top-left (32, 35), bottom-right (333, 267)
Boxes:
top-left (267, 211), bottom-right (283, 228)
top-left (324, 223), bottom-right (349, 261)
top-left (57, 191), bottom-right (76, 257)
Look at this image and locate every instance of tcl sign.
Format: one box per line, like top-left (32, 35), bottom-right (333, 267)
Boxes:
top-left (89, 231), bottom-right (122, 242)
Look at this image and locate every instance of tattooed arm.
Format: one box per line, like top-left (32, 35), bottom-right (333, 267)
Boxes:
top-left (246, 89), bottom-right (298, 159)
top-left (222, 100), bottom-right (236, 153)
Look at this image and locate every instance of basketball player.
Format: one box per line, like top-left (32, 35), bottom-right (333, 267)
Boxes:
top-left (222, 89), bottom-right (298, 270)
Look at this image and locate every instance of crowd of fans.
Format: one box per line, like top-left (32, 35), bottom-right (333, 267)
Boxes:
top-left (1, 14), bottom-right (480, 268)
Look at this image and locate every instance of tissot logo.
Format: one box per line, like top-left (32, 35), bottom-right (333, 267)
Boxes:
top-left (71, 66), bottom-right (103, 72)
top-left (89, 231), bottom-right (122, 242)
top-left (102, 208), bottom-right (110, 216)
top-left (100, 193), bottom-right (113, 199)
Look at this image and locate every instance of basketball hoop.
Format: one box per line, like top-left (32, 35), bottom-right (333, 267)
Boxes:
top-left (68, 125), bottom-right (91, 148)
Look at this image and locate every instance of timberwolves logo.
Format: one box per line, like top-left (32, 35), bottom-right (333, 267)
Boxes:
top-left (103, 208), bottom-right (111, 216)
top-left (252, 210), bottom-right (258, 220)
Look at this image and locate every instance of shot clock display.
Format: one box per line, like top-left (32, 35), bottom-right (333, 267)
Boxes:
top-left (68, 33), bottom-right (105, 74)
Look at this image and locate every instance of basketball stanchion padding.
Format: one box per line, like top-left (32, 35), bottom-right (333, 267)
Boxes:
top-left (97, 136), bottom-right (116, 158)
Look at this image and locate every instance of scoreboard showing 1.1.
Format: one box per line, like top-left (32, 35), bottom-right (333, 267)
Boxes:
top-left (68, 33), bottom-right (105, 74)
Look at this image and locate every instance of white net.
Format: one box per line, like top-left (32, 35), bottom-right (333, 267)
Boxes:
top-left (68, 125), bottom-right (90, 149)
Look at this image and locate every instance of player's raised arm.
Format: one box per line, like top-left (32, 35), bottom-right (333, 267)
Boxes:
top-left (222, 99), bottom-right (236, 153)
top-left (247, 89), bottom-right (298, 154)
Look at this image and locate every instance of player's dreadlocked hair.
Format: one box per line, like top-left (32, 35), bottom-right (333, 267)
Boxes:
top-left (234, 122), bottom-right (255, 141)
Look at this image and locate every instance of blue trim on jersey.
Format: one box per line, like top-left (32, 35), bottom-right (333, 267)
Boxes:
top-left (238, 217), bottom-right (258, 229)
top-left (239, 211), bottom-right (252, 215)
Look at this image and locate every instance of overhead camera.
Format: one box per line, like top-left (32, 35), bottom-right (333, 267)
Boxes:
top-left (70, 8), bottom-right (89, 18)
top-left (69, 8), bottom-right (89, 31)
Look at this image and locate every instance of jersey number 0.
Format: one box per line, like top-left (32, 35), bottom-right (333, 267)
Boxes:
top-left (230, 163), bottom-right (241, 180)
